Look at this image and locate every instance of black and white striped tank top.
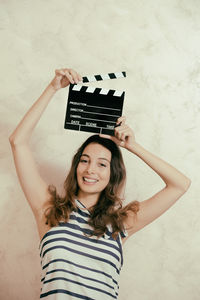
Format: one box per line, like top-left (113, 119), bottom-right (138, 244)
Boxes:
top-left (39, 199), bottom-right (128, 299)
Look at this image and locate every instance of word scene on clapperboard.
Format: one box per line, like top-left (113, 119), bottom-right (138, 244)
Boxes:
top-left (64, 71), bottom-right (126, 136)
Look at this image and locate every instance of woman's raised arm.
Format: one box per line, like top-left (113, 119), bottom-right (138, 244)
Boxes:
top-left (9, 68), bottom-right (82, 220)
top-left (101, 116), bottom-right (191, 238)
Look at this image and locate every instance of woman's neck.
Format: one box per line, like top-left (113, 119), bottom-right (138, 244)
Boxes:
top-left (77, 192), bottom-right (99, 209)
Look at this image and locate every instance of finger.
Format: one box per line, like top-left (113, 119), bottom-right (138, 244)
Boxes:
top-left (68, 69), bottom-right (81, 84)
top-left (99, 134), bottom-right (112, 139)
top-left (115, 121), bottom-right (122, 128)
top-left (116, 116), bottom-right (126, 125)
top-left (114, 124), bottom-right (127, 139)
top-left (120, 132), bottom-right (127, 142)
top-left (115, 124), bottom-right (128, 132)
top-left (115, 126), bottom-right (130, 142)
top-left (114, 128), bottom-right (122, 141)
top-left (113, 128), bottom-right (126, 146)
top-left (55, 69), bottom-right (65, 76)
top-left (119, 140), bottom-right (125, 147)
top-left (77, 73), bottom-right (82, 82)
top-left (62, 69), bottom-right (75, 84)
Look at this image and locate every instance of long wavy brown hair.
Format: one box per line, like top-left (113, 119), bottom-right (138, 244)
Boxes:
top-left (45, 135), bottom-right (140, 240)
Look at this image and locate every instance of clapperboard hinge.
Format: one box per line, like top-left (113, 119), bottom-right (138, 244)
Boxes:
top-left (72, 71), bottom-right (126, 97)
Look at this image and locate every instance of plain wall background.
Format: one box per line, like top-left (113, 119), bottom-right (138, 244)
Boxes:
top-left (1, 0), bottom-right (199, 299)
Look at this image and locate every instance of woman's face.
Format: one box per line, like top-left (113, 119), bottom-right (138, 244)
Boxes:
top-left (76, 143), bottom-right (111, 198)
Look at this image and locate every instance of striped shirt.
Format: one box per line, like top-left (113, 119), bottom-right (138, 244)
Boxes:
top-left (39, 199), bottom-right (128, 299)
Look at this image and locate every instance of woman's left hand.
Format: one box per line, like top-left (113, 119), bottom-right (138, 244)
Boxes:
top-left (100, 116), bottom-right (136, 150)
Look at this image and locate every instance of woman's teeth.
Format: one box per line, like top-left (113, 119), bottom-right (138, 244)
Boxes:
top-left (83, 177), bottom-right (98, 183)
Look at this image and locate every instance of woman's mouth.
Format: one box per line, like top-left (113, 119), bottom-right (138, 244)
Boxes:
top-left (83, 177), bottom-right (98, 184)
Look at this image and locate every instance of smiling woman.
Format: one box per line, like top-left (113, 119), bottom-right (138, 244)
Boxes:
top-left (9, 68), bottom-right (191, 299)
top-left (45, 134), bottom-right (138, 241)
top-left (77, 143), bottom-right (111, 201)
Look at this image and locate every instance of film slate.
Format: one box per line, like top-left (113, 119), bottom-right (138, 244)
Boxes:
top-left (64, 72), bottom-right (126, 136)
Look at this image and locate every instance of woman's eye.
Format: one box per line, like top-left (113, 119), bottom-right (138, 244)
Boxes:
top-left (99, 163), bottom-right (106, 167)
top-left (80, 159), bottom-right (88, 163)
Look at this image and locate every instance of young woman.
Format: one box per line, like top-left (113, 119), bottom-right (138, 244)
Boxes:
top-left (9, 68), bottom-right (191, 300)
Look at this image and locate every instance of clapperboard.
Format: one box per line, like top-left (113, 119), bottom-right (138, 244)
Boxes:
top-left (64, 71), bottom-right (126, 135)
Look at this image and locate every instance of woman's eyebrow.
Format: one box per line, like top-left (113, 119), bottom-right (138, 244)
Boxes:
top-left (98, 158), bottom-right (111, 163)
top-left (81, 154), bottom-right (89, 157)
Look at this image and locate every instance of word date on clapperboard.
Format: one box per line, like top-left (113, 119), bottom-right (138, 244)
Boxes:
top-left (64, 72), bottom-right (126, 135)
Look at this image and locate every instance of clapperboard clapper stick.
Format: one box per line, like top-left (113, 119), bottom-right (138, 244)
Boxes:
top-left (64, 71), bottom-right (126, 136)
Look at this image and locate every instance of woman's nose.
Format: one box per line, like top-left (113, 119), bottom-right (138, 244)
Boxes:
top-left (86, 163), bottom-right (96, 174)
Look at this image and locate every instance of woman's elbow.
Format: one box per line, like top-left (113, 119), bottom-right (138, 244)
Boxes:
top-left (9, 134), bottom-right (15, 146)
top-left (181, 177), bottom-right (191, 193)
top-left (185, 177), bottom-right (191, 190)
top-left (9, 134), bottom-right (23, 147)
top-left (169, 177), bottom-right (191, 195)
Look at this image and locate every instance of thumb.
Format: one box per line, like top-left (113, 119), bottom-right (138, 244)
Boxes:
top-left (99, 134), bottom-right (112, 139)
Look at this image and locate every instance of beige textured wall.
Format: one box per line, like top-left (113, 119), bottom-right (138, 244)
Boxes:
top-left (1, 0), bottom-right (199, 299)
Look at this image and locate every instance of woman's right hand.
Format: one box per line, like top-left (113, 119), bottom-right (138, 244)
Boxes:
top-left (50, 68), bottom-right (82, 91)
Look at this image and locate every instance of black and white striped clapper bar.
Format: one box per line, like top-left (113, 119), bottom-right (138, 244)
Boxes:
top-left (64, 71), bottom-right (126, 135)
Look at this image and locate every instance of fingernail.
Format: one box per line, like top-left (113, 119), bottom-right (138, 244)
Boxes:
top-left (115, 122), bottom-right (122, 127)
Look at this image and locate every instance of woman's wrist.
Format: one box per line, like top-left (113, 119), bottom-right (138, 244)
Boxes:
top-left (125, 141), bottom-right (142, 154)
top-left (48, 82), bottom-right (60, 93)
